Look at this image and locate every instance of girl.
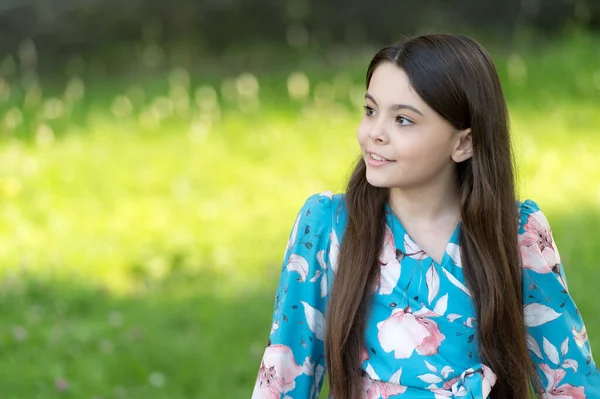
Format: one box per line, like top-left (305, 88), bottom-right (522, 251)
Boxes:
top-left (251, 34), bottom-right (599, 398)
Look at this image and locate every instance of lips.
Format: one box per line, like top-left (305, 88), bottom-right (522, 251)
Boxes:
top-left (368, 152), bottom-right (394, 162)
top-left (365, 151), bottom-right (396, 167)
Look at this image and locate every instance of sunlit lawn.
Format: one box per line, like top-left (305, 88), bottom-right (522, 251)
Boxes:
top-left (0, 33), bottom-right (599, 398)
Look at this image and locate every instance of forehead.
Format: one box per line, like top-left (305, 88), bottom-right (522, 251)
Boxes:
top-left (367, 62), bottom-right (423, 106)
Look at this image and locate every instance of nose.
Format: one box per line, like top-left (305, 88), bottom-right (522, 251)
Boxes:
top-left (368, 121), bottom-right (388, 143)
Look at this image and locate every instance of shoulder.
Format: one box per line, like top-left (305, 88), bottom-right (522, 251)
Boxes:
top-left (298, 191), bottom-right (334, 218)
top-left (517, 198), bottom-right (552, 234)
top-left (299, 191), bottom-right (346, 218)
top-left (293, 191), bottom-right (342, 233)
top-left (517, 198), bottom-right (543, 218)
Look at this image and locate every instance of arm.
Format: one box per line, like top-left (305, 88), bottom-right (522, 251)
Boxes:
top-left (252, 193), bottom-right (333, 399)
top-left (519, 199), bottom-right (600, 397)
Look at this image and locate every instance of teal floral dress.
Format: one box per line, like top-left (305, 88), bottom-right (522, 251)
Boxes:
top-left (252, 192), bottom-right (600, 398)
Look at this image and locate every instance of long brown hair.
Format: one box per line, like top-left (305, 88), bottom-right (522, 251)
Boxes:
top-left (325, 34), bottom-right (541, 398)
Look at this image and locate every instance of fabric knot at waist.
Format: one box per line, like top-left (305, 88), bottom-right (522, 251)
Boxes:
top-left (432, 363), bottom-right (497, 398)
top-left (359, 363), bottom-right (497, 399)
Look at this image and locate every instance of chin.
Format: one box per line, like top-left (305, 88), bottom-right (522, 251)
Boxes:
top-left (365, 171), bottom-right (393, 188)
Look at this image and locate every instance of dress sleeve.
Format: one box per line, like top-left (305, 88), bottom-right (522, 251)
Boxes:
top-left (519, 199), bottom-right (600, 397)
top-left (251, 192), bottom-right (333, 399)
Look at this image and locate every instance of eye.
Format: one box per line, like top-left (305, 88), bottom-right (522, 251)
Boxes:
top-left (396, 116), bottom-right (413, 126)
top-left (363, 105), bottom-right (376, 117)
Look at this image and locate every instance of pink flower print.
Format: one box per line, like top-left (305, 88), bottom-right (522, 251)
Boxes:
top-left (544, 386), bottom-right (587, 399)
top-left (362, 376), bottom-right (407, 399)
top-left (540, 363), bottom-right (586, 399)
top-left (415, 315), bottom-right (445, 356)
top-left (519, 210), bottom-right (566, 289)
top-left (378, 307), bottom-right (429, 359)
top-left (253, 344), bottom-right (305, 399)
top-left (442, 375), bottom-right (461, 390)
top-left (376, 225), bottom-right (401, 295)
top-left (378, 307), bottom-right (445, 359)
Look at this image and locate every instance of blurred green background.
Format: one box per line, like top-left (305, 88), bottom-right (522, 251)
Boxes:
top-left (1, 1), bottom-right (600, 398)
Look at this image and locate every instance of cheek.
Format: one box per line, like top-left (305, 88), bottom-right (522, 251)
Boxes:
top-left (391, 132), bottom-right (451, 160)
top-left (357, 121), bottom-right (370, 146)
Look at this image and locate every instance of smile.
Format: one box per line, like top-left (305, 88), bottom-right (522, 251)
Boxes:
top-left (370, 153), bottom-right (389, 161)
top-left (367, 152), bottom-right (395, 166)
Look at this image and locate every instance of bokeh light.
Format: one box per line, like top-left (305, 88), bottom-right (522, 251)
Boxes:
top-left (0, 3), bottom-right (599, 398)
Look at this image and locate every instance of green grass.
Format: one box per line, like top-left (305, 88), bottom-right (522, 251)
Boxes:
top-left (0, 274), bottom-right (274, 398)
top-left (0, 33), bottom-right (599, 397)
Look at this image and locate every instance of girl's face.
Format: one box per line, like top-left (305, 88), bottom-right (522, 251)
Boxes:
top-left (357, 62), bottom-right (472, 190)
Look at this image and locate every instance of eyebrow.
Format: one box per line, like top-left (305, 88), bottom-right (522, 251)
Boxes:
top-left (365, 93), bottom-right (424, 116)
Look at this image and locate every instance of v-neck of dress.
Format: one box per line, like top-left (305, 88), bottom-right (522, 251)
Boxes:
top-left (384, 202), bottom-right (462, 268)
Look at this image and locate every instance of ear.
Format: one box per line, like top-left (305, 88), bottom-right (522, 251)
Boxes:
top-left (451, 128), bottom-right (473, 163)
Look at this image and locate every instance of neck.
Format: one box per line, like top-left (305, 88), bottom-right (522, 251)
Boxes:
top-left (388, 174), bottom-right (461, 226)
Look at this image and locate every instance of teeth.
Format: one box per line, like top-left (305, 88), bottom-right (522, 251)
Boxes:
top-left (371, 154), bottom-right (385, 161)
